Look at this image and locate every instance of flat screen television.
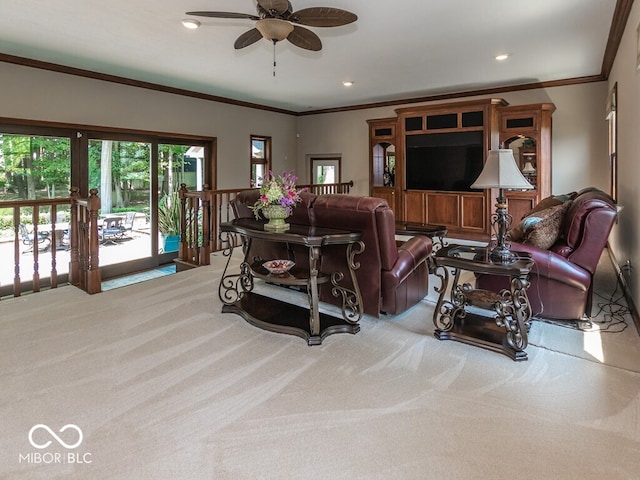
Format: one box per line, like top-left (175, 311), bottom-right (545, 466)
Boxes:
top-left (405, 131), bottom-right (484, 192)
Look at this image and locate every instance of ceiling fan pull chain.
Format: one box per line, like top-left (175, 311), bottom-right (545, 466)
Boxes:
top-left (273, 40), bottom-right (277, 77)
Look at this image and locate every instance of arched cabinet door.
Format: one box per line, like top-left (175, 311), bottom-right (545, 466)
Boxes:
top-left (499, 103), bottom-right (555, 224)
top-left (368, 118), bottom-right (398, 214)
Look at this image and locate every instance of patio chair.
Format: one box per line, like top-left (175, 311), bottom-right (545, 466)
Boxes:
top-left (122, 212), bottom-right (136, 237)
top-left (98, 217), bottom-right (126, 245)
top-left (19, 223), bottom-right (51, 253)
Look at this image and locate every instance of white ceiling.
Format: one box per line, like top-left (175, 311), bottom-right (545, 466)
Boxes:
top-left (0, 0), bottom-right (618, 113)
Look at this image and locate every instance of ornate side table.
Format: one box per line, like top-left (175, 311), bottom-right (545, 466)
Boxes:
top-left (218, 218), bottom-right (364, 346)
top-left (432, 244), bottom-right (534, 361)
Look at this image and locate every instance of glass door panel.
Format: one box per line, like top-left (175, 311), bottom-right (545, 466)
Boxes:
top-left (88, 139), bottom-right (152, 267)
top-left (0, 132), bottom-right (71, 288)
top-left (158, 144), bottom-right (205, 253)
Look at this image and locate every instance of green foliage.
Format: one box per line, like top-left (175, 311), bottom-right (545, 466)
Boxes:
top-left (157, 192), bottom-right (181, 236)
top-left (0, 215), bottom-right (12, 231)
top-left (0, 133), bottom-right (71, 200)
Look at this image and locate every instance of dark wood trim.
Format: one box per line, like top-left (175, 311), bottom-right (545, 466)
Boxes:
top-left (0, 53), bottom-right (297, 117)
top-left (2, 50), bottom-right (606, 117)
top-left (601, 0), bottom-right (635, 78)
top-left (0, 116), bottom-right (216, 143)
top-left (300, 76), bottom-right (604, 116)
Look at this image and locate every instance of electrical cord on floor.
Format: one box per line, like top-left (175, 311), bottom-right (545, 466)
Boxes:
top-left (590, 272), bottom-right (630, 333)
top-left (532, 267), bottom-right (631, 333)
top-left (534, 275), bottom-right (630, 333)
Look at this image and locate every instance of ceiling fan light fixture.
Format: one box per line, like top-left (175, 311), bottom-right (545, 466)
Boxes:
top-left (182, 19), bottom-right (201, 29)
top-left (255, 18), bottom-right (294, 41)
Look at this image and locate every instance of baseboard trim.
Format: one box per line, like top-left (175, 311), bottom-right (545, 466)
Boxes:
top-left (606, 244), bottom-right (640, 336)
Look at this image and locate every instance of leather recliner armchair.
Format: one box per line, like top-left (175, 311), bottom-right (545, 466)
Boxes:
top-left (476, 188), bottom-right (618, 321)
top-left (232, 190), bottom-right (433, 317)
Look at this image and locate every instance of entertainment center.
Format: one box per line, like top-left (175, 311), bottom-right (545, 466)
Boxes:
top-left (368, 98), bottom-right (555, 236)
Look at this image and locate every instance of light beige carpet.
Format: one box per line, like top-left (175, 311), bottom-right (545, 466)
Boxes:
top-left (1, 250), bottom-right (639, 479)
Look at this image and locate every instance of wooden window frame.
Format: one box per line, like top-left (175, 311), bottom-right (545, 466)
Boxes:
top-left (250, 134), bottom-right (271, 186)
top-left (607, 84), bottom-right (618, 203)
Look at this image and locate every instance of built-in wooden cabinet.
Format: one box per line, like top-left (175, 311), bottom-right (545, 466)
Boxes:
top-left (368, 99), bottom-right (554, 237)
top-left (394, 98), bottom-right (505, 236)
top-left (499, 103), bottom-right (555, 225)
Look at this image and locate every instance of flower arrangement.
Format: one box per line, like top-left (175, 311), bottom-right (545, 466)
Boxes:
top-left (250, 170), bottom-right (306, 219)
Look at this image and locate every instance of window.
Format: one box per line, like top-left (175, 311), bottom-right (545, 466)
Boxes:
top-left (310, 156), bottom-right (341, 184)
top-left (0, 132), bottom-right (71, 201)
top-left (607, 83), bottom-right (617, 202)
top-left (250, 135), bottom-right (271, 186)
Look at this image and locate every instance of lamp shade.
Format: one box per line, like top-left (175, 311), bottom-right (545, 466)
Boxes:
top-left (471, 149), bottom-right (533, 190)
top-left (522, 161), bottom-right (536, 174)
top-left (256, 18), bottom-right (294, 41)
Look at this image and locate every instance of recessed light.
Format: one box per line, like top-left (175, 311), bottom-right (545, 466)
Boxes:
top-left (495, 54), bottom-right (509, 61)
top-left (342, 81), bottom-right (354, 87)
top-left (182, 19), bottom-right (201, 30)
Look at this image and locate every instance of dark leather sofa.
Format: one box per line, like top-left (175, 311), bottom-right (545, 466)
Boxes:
top-left (233, 190), bottom-right (433, 317)
top-left (476, 188), bottom-right (618, 321)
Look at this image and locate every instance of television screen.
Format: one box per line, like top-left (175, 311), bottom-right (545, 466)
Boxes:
top-left (405, 131), bottom-right (484, 192)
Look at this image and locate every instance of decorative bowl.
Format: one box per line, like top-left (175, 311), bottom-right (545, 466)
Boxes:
top-left (263, 259), bottom-right (295, 275)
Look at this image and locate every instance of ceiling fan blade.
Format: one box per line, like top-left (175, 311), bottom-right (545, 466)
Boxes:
top-left (289, 8), bottom-right (357, 27)
top-left (234, 28), bottom-right (264, 49)
top-left (257, 0), bottom-right (290, 15)
top-left (186, 11), bottom-right (259, 21)
top-left (287, 26), bottom-right (322, 51)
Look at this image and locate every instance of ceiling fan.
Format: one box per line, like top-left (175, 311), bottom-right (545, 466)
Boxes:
top-left (186, 0), bottom-right (358, 51)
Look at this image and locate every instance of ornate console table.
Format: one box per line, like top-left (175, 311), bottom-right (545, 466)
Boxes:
top-left (219, 218), bottom-right (365, 345)
top-left (432, 244), bottom-right (534, 361)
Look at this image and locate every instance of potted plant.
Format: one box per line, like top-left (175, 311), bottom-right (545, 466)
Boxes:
top-left (158, 192), bottom-right (181, 252)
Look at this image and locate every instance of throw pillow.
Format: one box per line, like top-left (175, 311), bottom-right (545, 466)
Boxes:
top-left (521, 202), bottom-right (570, 249)
top-left (508, 220), bottom-right (526, 243)
top-left (508, 192), bottom-right (576, 243)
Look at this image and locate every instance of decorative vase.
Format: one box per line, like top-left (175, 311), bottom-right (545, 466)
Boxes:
top-left (262, 204), bottom-right (290, 231)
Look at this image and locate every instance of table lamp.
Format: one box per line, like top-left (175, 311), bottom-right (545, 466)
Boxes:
top-left (471, 149), bottom-right (533, 264)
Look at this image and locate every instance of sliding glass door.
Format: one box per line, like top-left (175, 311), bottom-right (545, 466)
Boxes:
top-left (1, 119), bottom-right (215, 289)
top-left (88, 137), bottom-right (208, 277)
top-left (88, 138), bottom-right (153, 271)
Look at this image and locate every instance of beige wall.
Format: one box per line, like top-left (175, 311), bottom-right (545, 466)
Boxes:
top-left (0, 62), bottom-right (298, 189)
top-left (295, 83), bottom-right (609, 196)
top-left (607, 0), bottom-right (640, 307)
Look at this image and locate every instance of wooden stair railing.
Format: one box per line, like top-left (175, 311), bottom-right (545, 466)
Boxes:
top-left (69, 188), bottom-right (101, 294)
top-left (1, 196), bottom-right (70, 298)
top-left (176, 181), bottom-right (354, 268)
top-left (0, 187), bottom-right (103, 298)
top-left (303, 180), bottom-right (354, 195)
top-left (177, 184), bottom-right (212, 269)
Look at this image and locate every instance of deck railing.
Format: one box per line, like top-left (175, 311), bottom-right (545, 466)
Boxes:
top-left (177, 181), bottom-right (354, 268)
